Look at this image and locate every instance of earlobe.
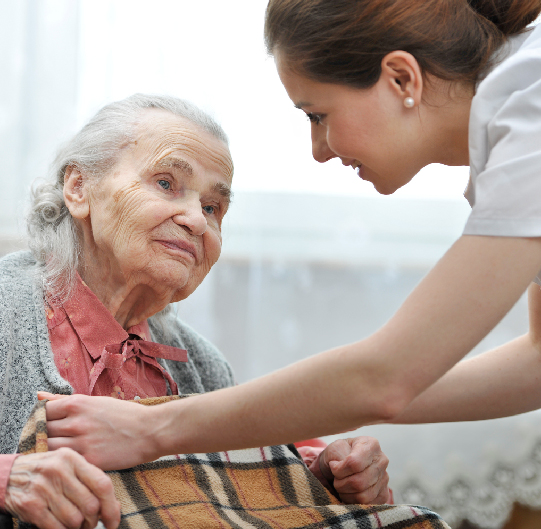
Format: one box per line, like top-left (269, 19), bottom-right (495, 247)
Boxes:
top-left (63, 166), bottom-right (90, 220)
top-left (381, 51), bottom-right (423, 108)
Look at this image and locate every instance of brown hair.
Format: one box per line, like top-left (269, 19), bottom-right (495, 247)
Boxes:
top-left (264, 0), bottom-right (541, 89)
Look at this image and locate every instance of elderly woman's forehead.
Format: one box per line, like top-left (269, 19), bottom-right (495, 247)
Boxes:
top-left (135, 112), bottom-right (226, 151)
top-left (135, 110), bottom-right (209, 141)
top-left (129, 110), bottom-right (233, 178)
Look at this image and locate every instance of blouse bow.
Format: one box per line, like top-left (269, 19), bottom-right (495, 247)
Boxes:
top-left (88, 335), bottom-right (188, 397)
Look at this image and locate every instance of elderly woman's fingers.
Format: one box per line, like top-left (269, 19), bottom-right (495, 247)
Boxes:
top-left (73, 454), bottom-right (121, 529)
top-left (328, 437), bottom-right (388, 480)
top-left (333, 468), bottom-right (390, 504)
top-left (337, 479), bottom-right (391, 505)
top-left (317, 437), bottom-right (391, 505)
top-left (316, 439), bottom-right (352, 483)
top-left (4, 448), bottom-right (120, 529)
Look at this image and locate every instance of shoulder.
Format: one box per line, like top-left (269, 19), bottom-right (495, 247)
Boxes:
top-left (469, 26), bottom-right (541, 174)
top-left (475, 26), bottom-right (541, 111)
top-left (465, 26), bottom-right (541, 237)
top-left (0, 250), bottom-right (38, 284)
top-left (0, 251), bottom-right (40, 309)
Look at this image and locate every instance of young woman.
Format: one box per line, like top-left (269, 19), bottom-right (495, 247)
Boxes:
top-left (45, 0), bottom-right (541, 472)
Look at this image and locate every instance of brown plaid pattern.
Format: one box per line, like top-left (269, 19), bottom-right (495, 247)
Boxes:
top-left (15, 398), bottom-right (451, 529)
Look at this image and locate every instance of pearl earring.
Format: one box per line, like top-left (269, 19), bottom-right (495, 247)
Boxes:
top-left (404, 97), bottom-right (415, 108)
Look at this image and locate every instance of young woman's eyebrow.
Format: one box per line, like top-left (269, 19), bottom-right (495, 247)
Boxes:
top-left (294, 101), bottom-right (313, 109)
top-left (155, 156), bottom-right (194, 176)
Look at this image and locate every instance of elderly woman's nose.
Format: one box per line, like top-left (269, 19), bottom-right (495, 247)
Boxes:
top-left (311, 127), bottom-right (336, 164)
top-left (172, 198), bottom-right (208, 235)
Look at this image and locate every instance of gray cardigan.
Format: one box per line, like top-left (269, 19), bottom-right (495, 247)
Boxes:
top-left (0, 251), bottom-right (235, 454)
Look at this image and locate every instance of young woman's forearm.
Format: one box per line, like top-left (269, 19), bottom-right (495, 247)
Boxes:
top-left (391, 333), bottom-right (541, 424)
top-left (153, 236), bottom-right (541, 455)
top-left (392, 282), bottom-right (541, 424)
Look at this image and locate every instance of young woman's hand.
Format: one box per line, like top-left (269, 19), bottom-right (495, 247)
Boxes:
top-left (43, 393), bottom-right (159, 471)
top-left (5, 449), bottom-right (120, 529)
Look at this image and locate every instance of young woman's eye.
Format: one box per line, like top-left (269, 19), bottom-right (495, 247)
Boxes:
top-left (202, 205), bottom-right (216, 215)
top-left (307, 112), bottom-right (323, 125)
top-left (158, 179), bottom-right (171, 190)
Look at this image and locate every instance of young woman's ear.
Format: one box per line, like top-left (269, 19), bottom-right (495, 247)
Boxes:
top-left (380, 51), bottom-right (423, 108)
top-left (63, 166), bottom-right (90, 220)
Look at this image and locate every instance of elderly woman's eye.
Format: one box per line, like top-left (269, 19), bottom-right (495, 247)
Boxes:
top-left (158, 179), bottom-right (171, 190)
top-left (202, 205), bottom-right (216, 215)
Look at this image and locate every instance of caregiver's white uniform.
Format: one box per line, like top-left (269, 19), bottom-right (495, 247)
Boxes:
top-left (466, 24), bottom-right (541, 246)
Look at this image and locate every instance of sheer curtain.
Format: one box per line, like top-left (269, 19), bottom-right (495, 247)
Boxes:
top-left (0, 0), bottom-right (79, 251)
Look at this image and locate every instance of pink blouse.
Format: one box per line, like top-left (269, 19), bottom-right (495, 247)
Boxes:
top-left (45, 275), bottom-right (187, 400)
top-left (0, 274), bottom-right (188, 511)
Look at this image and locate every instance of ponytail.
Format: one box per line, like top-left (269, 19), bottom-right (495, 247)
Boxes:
top-left (468, 0), bottom-right (541, 35)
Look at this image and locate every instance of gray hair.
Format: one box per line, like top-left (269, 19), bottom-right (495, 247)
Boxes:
top-left (27, 93), bottom-right (229, 303)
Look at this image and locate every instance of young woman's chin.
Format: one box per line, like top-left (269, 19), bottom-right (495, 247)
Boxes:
top-left (361, 170), bottom-right (402, 196)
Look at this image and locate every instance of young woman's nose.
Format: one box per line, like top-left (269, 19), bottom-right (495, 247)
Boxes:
top-left (311, 125), bottom-right (336, 163)
top-left (172, 196), bottom-right (207, 236)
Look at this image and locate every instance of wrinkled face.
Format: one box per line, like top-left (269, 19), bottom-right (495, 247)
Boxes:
top-left (84, 110), bottom-right (233, 302)
top-left (275, 53), bottom-right (427, 195)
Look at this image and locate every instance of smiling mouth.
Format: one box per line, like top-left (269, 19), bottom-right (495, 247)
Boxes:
top-left (158, 240), bottom-right (197, 261)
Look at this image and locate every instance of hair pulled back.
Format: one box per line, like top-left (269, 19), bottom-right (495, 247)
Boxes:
top-left (264, 0), bottom-right (541, 89)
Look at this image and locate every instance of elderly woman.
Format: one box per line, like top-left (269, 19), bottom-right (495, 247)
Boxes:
top-left (0, 94), bottom-right (389, 529)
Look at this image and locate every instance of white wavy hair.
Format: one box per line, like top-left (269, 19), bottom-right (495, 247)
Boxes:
top-left (27, 93), bottom-right (229, 303)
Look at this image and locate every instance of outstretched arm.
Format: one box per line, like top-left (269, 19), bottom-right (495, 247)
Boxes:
top-left (390, 282), bottom-right (541, 423)
top-left (46, 235), bottom-right (541, 469)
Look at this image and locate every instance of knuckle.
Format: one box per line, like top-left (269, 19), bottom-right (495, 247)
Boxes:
top-left (328, 439), bottom-right (347, 456)
top-left (64, 508), bottom-right (85, 529)
top-left (94, 473), bottom-right (115, 495)
top-left (67, 394), bottom-right (85, 410)
top-left (56, 446), bottom-right (76, 460)
top-left (350, 474), bottom-right (370, 491)
top-left (366, 437), bottom-right (381, 450)
top-left (32, 478), bottom-right (50, 497)
top-left (83, 496), bottom-right (100, 516)
top-left (23, 498), bottom-right (44, 513)
top-left (344, 452), bottom-right (365, 470)
top-left (355, 436), bottom-right (381, 456)
top-left (357, 490), bottom-right (377, 504)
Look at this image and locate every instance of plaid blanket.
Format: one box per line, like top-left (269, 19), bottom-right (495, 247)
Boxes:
top-left (14, 398), bottom-right (451, 529)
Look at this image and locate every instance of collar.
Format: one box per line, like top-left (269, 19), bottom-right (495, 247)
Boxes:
top-left (61, 273), bottom-right (152, 361)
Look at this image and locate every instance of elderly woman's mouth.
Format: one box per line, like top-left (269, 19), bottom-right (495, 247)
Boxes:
top-left (157, 239), bottom-right (198, 260)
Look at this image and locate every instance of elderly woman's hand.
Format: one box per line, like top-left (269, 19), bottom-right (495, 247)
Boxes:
top-left (4, 448), bottom-right (120, 529)
top-left (308, 437), bottom-right (391, 505)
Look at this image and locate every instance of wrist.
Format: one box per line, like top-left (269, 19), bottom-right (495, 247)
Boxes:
top-left (0, 454), bottom-right (19, 512)
top-left (143, 398), bottom-right (190, 460)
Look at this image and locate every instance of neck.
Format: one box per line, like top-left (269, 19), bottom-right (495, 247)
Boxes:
top-left (423, 80), bottom-right (473, 167)
top-left (78, 252), bottom-right (171, 330)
